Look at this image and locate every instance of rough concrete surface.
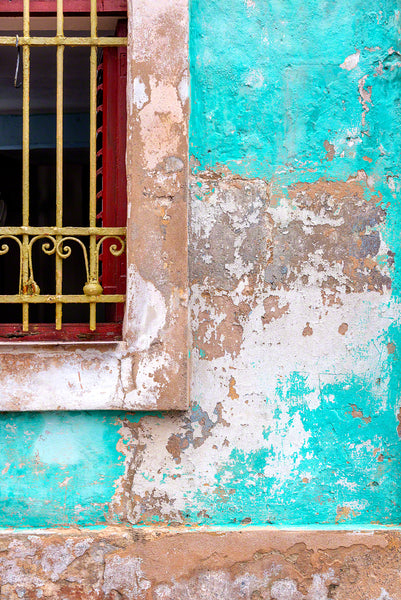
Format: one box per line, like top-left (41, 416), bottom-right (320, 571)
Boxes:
top-left (0, 528), bottom-right (401, 599)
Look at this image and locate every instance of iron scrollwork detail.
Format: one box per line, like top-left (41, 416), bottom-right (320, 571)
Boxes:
top-left (0, 233), bottom-right (126, 297)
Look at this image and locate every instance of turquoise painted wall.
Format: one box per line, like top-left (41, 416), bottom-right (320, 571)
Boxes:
top-left (0, 412), bottom-right (125, 527)
top-left (1, 0), bottom-right (401, 529)
top-left (185, 0), bottom-right (401, 527)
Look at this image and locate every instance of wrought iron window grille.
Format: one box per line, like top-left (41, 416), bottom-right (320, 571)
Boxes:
top-left (0, 0), bottom-right (127, 341)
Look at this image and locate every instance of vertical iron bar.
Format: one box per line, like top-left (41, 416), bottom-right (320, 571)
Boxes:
top-left (89, 0), bottom-right (98, 330)
top-left (55, 0), bottom-right (64, 329)
top-left (22, 0), bottom-right (30, 331)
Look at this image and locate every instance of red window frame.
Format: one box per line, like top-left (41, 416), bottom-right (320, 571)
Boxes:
top-left (0, 0), bottom-right (127, 342)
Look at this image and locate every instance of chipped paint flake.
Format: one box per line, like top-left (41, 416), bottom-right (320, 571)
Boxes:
top-left (340, 50), bottom-right (360, 70)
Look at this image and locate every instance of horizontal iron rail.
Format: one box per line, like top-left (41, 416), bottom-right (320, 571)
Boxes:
top-left (0, 295), bottom-right (125, 303)
top-left (0, 226), bottom-right (126, 235)
top-left (0, 36), bottom-right (127, 46)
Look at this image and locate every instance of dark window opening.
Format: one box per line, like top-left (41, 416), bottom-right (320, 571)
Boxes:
top-left (0, 5), bottom-right (127, 342)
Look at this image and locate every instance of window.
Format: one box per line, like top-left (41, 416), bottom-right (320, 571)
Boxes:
top-left (0, 0), bottom-right (127, 341)
top-left (0, 0), bottom-right (189, 411)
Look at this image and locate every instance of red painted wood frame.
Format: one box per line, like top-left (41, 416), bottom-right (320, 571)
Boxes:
top-left (101, 19), bottom-right (127, 324)
top-left (0, 2), bottom-right (127, 342)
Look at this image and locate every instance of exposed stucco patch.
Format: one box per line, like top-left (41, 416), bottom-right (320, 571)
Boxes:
top-left (190, 171), bottom-right (271, 290)
top-left (138, 79), bottom-right (185, 171)
top-left (267, 179), bottom-right (390, 294)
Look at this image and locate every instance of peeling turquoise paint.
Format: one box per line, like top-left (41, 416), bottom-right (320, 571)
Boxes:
top-left (185, 370), bottom-right (401, 526)
top-left (190, 0), bottom-right (401, 281)
top-left (0, 412), bottom-right (126, 528)
top-left (190, 0), bottom-right (401, 178)
top-left (184, 0), bottom-right (401, 527)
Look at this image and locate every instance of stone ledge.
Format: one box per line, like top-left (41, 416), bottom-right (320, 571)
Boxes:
top-left (0, 527), bottom-right (400, 598)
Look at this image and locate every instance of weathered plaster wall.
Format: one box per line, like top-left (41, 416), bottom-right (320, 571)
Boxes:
top-left (1, 528), bottom-right (401, 599)
top-left (1, 0), bottom-right (401, 594)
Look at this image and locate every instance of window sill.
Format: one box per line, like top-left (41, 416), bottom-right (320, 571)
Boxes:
top-left (0, 323), bottom-right (123, 343)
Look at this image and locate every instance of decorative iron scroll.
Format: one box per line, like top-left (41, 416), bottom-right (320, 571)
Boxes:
top-left (0, 231), bottom-right (125, 300)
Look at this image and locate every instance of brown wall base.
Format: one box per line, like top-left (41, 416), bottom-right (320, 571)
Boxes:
top-left (0, 527), bottom-right (400, 599)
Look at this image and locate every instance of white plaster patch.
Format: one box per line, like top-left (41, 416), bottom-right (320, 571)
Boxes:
top-left (0, 541), bottom-right (44, 587)
top-left (333, 127), bottom-right (363, 155)
top-left (336, 477), bottom-right (358, 491)
top-left (340, 50), bottom-right (360, 70)
top-left (371, 590), bottom-right (394, 600)
top-left (387, 175), bottom-right (400, 197)
top-left (178, 70), bottom-right (189, 105)
top-left (271, 579), bottom-right (303, 600)
top-left (165, 156), bottom-right (184, 172)
top-left (191, 179), bottom-right (266, 238)
top-left (125, 264), bottom-right (167, 352)
top-left (133, 76), bottom-right (149, 109)
top-left (40, 539), bottom-right (93, 582)
top-left (358, 74), bottom-right (373, 127)
top-left (1, 350), bottom-right (121, 410)
top-left (308, 571), bottom-right (336, 600)
top-left (124, 352), bottom-right (173, 409)
top-left (103, 555), bottom-right (150, 599)
top-left (118, 284), bottom-right (399, 522)
top-left (154, 569), bottom-right (274, 600)
top-left (340, 499), bottom-right (368, 511)
top-left (120, 355), bottom-right (135, 392)
top-left (263, 411), bottom-right (311, 486)
top-left (269, 198), bottom-right (345, 230)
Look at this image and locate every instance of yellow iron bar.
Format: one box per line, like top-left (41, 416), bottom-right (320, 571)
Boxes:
top-left (0, 295), bottom-right (124, 303)
top-left (0, 0), bottom-right (127, 334)
top-left (55, 0), bottom-right (63, 329)
top-left (22, 0), bottom-right (30, 331)
top-left (88, 0), bottom-right (98, 330)
top-left (0, 36), bottom-right (127, 46)
top-left (0, 294), bottom-right (125, 304)
top-left (0, 227), bottom-right (125, 235)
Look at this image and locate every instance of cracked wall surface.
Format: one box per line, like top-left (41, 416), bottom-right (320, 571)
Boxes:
top-left (1, 0), bottom-right (401, 596)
